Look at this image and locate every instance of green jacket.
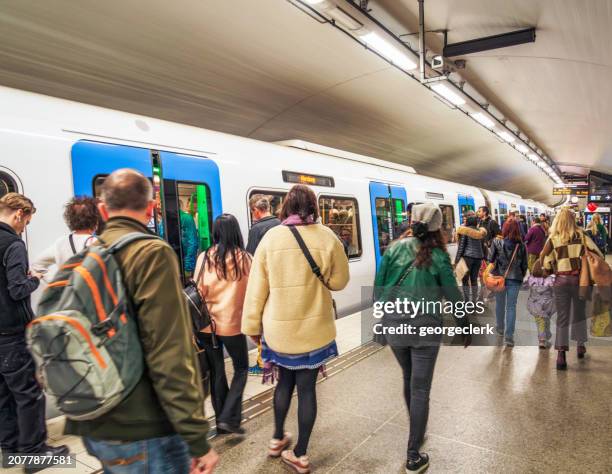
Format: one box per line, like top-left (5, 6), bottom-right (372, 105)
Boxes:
top-left (375, 237), bottom-right (462, 301)
top-left (64, 217), bottom-right (210, 456)
top-left (374, 237), bottom-right (466, 345)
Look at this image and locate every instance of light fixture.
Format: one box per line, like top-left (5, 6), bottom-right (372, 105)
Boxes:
top-left (360, 32), bottom-right (417, 71)
top-left (528, 153), bottom-right (539, 162)
top-left (430, 82), bottom-right (466, 106)
top-left (303, 0), bottom-right (328, 5)
top-left (497, 131), bottom-right (516, 143)
top-left (327, 7), bottom-right (363, 30)
top-left (470, 112), bottom-right (495, 129)
top-left (537, 161), bottom-right (547, 168)
top-left (516, 144), bottom-right (529, 154)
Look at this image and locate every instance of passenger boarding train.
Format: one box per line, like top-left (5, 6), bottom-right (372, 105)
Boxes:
top-left (0, 86), bottom-right (552, 316)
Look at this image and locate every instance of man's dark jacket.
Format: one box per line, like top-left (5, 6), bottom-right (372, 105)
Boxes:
top-left (246, 215), bottom-right (281, 255)
top-left (0, 222), bottom-right (39, 334)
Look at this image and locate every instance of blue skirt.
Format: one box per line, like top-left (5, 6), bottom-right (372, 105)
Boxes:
top-left (261, 339), bottom-right (338, 370)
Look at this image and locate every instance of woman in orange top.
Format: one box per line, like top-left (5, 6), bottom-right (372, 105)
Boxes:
top-left (195, 214), bottom-right (252, 434)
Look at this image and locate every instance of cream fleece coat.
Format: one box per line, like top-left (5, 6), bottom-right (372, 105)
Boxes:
top-left (241, 224), bottom-right (350, 354)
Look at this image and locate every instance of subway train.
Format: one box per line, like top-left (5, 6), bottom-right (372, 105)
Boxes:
top-left (0, 86), bottom-right (552, 316)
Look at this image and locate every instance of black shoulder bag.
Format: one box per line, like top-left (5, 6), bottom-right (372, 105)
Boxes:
top-left (183, 263), bottom-right (217, 348)
top-left (288, 225), bottom-right (339, 319)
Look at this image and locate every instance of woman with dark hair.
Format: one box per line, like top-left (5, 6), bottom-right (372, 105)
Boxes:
top-left (455, 212), bottom-right (487, 302)
top-left (374, 203), bottom-right (470, 473)
top-left (32, 196), bottom-right (100, 280)
top-left (194, 213), bottom-right (252, 434)
top-left (487, 218), bottom-right (528, 347)
top-left (242, 184), bottom-right (349, 474)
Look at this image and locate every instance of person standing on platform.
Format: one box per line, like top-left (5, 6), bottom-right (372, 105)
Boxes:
top-left (488, 219), bottom-right (528, 347)
top-left (477, 206), bottom-right (500, 249)
top-left (64, 170), bottom-right (218, 474)
top-left (242, 184), bottom-right (349, 474)
top-left (245, 194), bottom-right (280, 376)
top-left (455, 213), bottom-right (487, 303)
top-left (524, 218), bottom-right (547, 273)
top-left (374, 203), bottom-right (471, 473)
top-left (194, 214), bottom-right (251, 435)
top-left (541, 208), bottom-right (603, 370)
top-left (0, 193), bottom-right (70, 465)
top-left (31, 196), bottom-right (100, 280)
top-left (585, 213), bottom-right (608, 255)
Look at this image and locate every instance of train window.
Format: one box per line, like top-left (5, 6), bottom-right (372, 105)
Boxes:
top-left (248, 190), bottom-right (287, 224)
top-left (499, 203), bottom-right (508, 226)
top-left (439, 204), bottom-right (455, 243)
top-left (0, 171), bottom-right (18, 198)
top-left (93, 175), bottom-right (107, 198)
top-left (319, 196), bottom-right (362, 259)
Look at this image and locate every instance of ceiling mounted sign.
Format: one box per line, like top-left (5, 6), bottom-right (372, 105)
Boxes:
top-left (552, 184), bottom-right (588, 196)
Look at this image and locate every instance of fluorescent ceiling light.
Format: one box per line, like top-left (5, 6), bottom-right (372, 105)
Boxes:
top-left (327, 7), bottom-right (363, 30)
top-left (303, 0), bottom-right (327, 4)
top-left (528, 153), bottom-right (539, 162)
top-left (470, 112), bottom-right (495, 129)
top-left (497, 131), bottom-right (516, 143)
top-left (431, 83), bottom-right (466, 106)
top-left (537, 161), bottom-right (547, 168)
top-left (516, 144), bottom-right (529, 154)
top-left (360, 32), bottom-right (417, 70)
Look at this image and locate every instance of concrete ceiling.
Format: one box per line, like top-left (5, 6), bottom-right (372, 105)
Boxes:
top-left (1, 1), bottom-right (608, 204)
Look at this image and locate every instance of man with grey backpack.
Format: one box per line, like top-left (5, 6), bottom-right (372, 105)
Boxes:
top-left (30, 170), bottom-right (218, 474)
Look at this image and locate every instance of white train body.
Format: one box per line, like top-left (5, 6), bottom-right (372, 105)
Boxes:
top-left (0, 86), bottom-right (552, 315)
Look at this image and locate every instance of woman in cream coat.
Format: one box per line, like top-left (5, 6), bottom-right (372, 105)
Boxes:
top-left (242, 184), bottom-right (349, 474)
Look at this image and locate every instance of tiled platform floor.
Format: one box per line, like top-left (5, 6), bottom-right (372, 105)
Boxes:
top-left (3, 290), bottom-right (612, 473)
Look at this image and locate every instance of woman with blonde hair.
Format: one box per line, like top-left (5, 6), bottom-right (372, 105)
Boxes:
top-left (586, 213), bottom-right (608, 254)
top-left (541, 207), bottom-right (602, 370)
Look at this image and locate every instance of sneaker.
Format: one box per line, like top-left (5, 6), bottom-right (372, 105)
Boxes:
top-left (577, 345), bottom-right (586, 359)
top-left (538, 339), bottom-right (547, 349)
top-left (504, 338), bottom-right (514, 348)
top-left (406, 452), bottom-right (430, 473)
top-left (248, 364), bottom-right (264, 376)
top-left (281, 450), bottom-right (310, 474)
top-left (556, 351), bottom-right (567, 370)
top-left (268, 432), bottom-right (292, 458)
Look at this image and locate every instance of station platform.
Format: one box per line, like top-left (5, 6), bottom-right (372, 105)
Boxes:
top-left (5, 302), bottom-right (611, 474)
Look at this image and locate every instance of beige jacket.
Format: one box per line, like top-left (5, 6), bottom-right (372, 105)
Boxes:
top-left (242, 224), bottom-right (350, 354)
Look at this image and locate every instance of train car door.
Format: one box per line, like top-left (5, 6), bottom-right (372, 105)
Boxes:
top-left (71, 140), bottom-right (222, 281)
top-left (158, 151), bottom-right (222, 280)
top-left (369, 182), bottom-right (407, 268)
top-left (458, 194), bottom-right (475, 224)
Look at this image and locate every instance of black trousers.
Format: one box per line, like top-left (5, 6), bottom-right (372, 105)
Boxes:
top-left (553, 275), bottom-right (587, 350)
top-left (461, 257), bottom-right (482, 302)
top-left (198, 333), bottom-right (248, 428)
top-left (390, 344), bottom-right (440, 459)
top-left (0, 334), bottom-right (47, 453)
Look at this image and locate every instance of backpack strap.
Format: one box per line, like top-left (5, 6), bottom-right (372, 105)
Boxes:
top-left (106, 232), bottom-right (162, 254)
top-left (68, 234), bottom-right (77, 255)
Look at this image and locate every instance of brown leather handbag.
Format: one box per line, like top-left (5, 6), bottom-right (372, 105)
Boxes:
top-left (484, 243), bottom-right (519, 293)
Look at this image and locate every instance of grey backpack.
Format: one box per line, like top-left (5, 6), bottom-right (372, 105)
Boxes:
top-left (26, 232), bottom-right (159, 420)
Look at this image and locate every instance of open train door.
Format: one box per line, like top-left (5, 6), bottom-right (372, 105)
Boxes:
top-left (71, 140), bottom-right (222, 281)
top-left (369, 182), bottom-right (407, 268)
